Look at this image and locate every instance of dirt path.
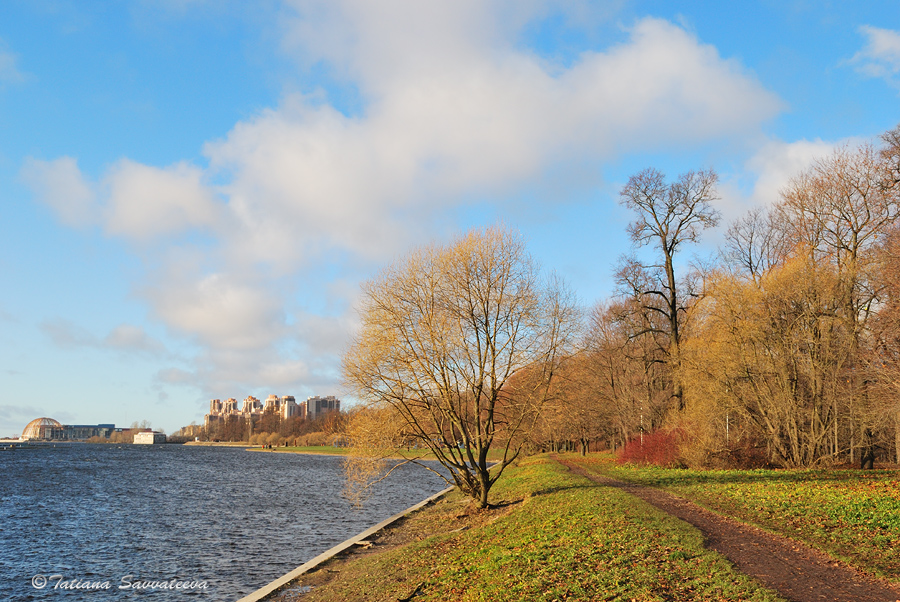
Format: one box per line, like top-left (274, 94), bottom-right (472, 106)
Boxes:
top-left (559, 459), bottom-right (900, 602)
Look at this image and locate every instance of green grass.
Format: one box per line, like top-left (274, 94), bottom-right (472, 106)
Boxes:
top-left (567, 454), bottom-right (900, 582)
top-left (298, 455), bottom-right (783, 602)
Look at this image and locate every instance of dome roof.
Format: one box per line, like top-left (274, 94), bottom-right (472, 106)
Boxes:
top-left (21, 417), bottom-right (62, 440)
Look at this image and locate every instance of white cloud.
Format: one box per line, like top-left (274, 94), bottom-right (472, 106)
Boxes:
top-left (744, 138), bottom-right (842, 206)
top-left (207, 13), bottom-right (782, 270)
top-left (28, 6), bottom-right (785, 401)
top-left (715, 137), bottom-right (855, 230)
top-left (104, 324), bottom-right (168, 355)
top-left (850, 25), bottom-right (900, 88)
top-left (21, 157), bottom-right (98, 227)
top-left (40, 319), bottom-right (96, 348)
top-left (103, 159), bottom-right (220, 241)
top-left (145, 272), bottom-right (286, 350)
top-left (21, 157), bottom-right (219, 239)
top-left (156, 367), bottom-right (195, 385)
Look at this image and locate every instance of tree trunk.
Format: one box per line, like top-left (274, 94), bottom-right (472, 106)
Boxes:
top-left (896, 411), bottom-right (900, 465)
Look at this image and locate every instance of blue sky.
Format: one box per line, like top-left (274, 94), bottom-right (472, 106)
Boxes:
top-left (1, 1), bottom-right (898, 437)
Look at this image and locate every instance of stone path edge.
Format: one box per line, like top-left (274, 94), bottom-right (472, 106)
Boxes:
top-left (234, 485), bottom-right (454, 602)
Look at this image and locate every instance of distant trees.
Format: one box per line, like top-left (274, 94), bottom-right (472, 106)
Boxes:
top-left (343, 225), bottom-right (577, 508)
top-left (538, 125), bottom-right (900, 469)
top-left (201, 412), bottom-right (342, 446)
top-left (681, 255), bottom-right (853, 467)
top-left (678, 132), bottom-right (900, 467)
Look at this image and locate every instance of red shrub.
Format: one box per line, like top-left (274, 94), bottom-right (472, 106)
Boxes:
top-left (616, 429), bottom-right (687, 467)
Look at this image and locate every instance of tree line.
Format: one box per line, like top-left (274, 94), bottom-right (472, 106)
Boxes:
top-left (342, 123), bottom-right (900, 508)
top-left (199, 411), bottom-right (347, 447)
top-left (543, 124), bottom-right (900, 469)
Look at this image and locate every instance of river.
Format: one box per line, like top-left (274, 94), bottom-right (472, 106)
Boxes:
top-left (0, 444), bottom-right (448, 601)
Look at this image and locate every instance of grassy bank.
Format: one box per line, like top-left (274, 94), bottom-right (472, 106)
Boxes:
top-left (249, 445), bottom-right (350, 455)
top-left (183, 440), bottom-right (257, 447)
top-left (274, 455), bottom-right (782, 602)
top-left (568, 454), bottom-right (900, 582)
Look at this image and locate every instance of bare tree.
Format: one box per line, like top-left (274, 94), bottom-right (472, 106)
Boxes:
top-left (618, 167), bottom-right (720, 410)
top-left (881, 123), bottom-right (900, 187)
top-left (722, 207), bottom-right (789, 282)
top-left (531, 350), bottom-right (614, 456)
top-left (342, 226), bottom-right (577, 508)
top-left (589, 300), bottom-right (671, 446)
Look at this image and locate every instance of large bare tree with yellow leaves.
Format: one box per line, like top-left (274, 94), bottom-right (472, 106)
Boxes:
top-left (342, 226), bottom-right (576, 508)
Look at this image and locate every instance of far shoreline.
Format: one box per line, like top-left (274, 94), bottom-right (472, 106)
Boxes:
top-left (183, 440), bottom-right (496, 463)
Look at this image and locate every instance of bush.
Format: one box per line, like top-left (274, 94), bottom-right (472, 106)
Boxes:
top-left (617, 429), bottom-right (687, 467)
top-left (303, 431), bottom-right (328, 446)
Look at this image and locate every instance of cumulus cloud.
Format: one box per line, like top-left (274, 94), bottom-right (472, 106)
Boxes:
top-left (207, 13), bottom-right (782, 270)
top-left (744, 138), bottom-right (842, 206)
top-left (144, 272), bottom-right (286, 350)
top-left (27, 5), bottom-right (785, 399)
top-left (850, 25), bottom-right (900, 88)
top-left (21, 156), bottom-right (218, 240)
top-left (104, 324), bottom-right (168, 355)
top-left (156, 367), bottom-right (195, 385)
top-left (21, 157), bottom-right (98, 227)
top-left (715, 137), bottom-right (850, 229)
top-left (104, 159), bottom-right (220, 241)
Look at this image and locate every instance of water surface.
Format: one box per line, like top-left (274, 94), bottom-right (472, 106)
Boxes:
top-left (0, 444), bottom-right (448, 601)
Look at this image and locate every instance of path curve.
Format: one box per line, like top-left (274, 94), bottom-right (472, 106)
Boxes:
top-left (558, 459), bottom-right (900, 602)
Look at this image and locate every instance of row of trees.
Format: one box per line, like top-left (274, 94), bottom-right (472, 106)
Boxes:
top-left (539, 124), bottom-right (900, 469)
top-left (200, 411), bottom-right (346, 445)
top-left (342, 124), bottom-right (900, 508)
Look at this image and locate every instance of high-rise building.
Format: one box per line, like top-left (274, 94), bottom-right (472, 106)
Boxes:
top-left (304, 395), bottom-right (340, 420)
top-left (281, 396), bottom-right (300, 420)
top-left (241, 396), bottom-right (262, 415)
top-left (203, 393), bottom-right (341, 427)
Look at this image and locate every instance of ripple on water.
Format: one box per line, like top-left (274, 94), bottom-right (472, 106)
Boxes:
top-left (0, 444), bottom-right (448, 601)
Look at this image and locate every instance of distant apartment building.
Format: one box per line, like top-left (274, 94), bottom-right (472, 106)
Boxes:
top-left (173, 424), bottom-right (203, 439)
top-left (203, 394), bottom-right (340, 428)
top-left (305, 395), bottom-right (340, 420)
top-left (241, 396), bottom-right (262, 414)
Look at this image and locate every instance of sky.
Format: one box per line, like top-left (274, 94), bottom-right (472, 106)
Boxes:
top-left (1, 1), bottom-right (898, 437)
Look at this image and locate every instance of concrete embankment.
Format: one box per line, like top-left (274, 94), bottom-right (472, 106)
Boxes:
top-left (234, 485), bottom-right (454, 602)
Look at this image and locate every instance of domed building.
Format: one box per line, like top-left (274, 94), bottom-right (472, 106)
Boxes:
top-left (20, 417), bottom-right (116, 441)
top-left (21, 417), bottom-right (62, 440)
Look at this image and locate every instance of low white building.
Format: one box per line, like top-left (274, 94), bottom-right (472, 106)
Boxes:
top-left (134, 431), bottom-right (167, 444)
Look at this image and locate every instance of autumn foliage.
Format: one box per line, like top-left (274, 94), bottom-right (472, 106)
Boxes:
top-left (616, 429), bottom-right (687, 467)
top-left (546, 123), bottom-right (900, 469)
